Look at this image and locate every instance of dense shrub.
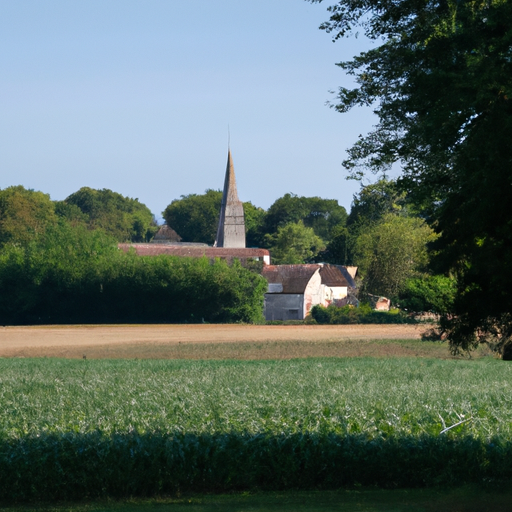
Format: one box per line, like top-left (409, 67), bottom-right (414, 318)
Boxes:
top-left (311, 303), bottom-right (415, 324)
top-left (397, 275), bottom-right (456, 314)
top-left (0, 223), bottom-right (266, 325)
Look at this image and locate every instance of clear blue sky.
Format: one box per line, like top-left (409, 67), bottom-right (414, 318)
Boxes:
top-left (1, 0), bottom-right (377, 220)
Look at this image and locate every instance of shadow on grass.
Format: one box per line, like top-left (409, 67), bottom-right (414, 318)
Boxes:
top-left (1, 431), bottom-right (511, 504)
top-left (4, 488), bottom-right (512, 512)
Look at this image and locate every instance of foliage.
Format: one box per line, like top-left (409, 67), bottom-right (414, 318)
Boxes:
top-left (0, 186), bottom-right (57, 248)
top-left (310, 0), bottom-right (512, 353)
top-left (0, 223), bottom-right (266, 325)
top-left (346, 178), bottom-right (408, 229)
top-left (242, 201), bottom-right (266, 247)
top-left (1, 357), bottom-right (512, 500)
top-left (398, 275), bottom-right (456, 314)
top-left (263, 193), bottom-right (347, 242)
top-left (162, 190), bottom-right (264, 246)
top-left (163, 189), bottom-right (221, 245)
top-left (323, 178), bottom-right (414, 265)
top-left (311, 303), bottom-right (414, 324)
top-left (64, 187), bottom-right (157, 242)
top-left (265, 220), bottom-right (325, 264)
top-left (322, 225), bottom-right (350, 264)
top-left (353, 214), bottom-right (436, 298)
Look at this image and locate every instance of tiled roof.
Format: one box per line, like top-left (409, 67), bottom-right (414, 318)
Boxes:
top-left (262, 264), bottom-right (356, 294)
top-left (119, 244), bottom-right (269, 258)
top-left (319, 265), bottom-right (350, 287)
top-left (262, 264), bottom-right (320, 293)
top-left (334, 265), bottom-right (357, 288)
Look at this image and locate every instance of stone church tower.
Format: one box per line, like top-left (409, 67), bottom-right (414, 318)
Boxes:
top-left (215, 150), bottom-right (246, 248)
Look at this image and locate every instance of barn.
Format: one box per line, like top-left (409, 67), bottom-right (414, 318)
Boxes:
top-left (262, 264), bottom-right (354, 321)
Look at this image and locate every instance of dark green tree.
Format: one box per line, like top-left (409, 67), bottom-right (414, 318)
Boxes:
top-left (325, 178), bottom-right (409, 264)
top-left (163, 189), bottom-right (265, 246)
top-left (244, 202), bottom-right (266, 247)
top-left (265, 220), bottom-right (325, 264)
top-left (310, 0), bottom-right (512, 354)
top-left (323, 225), bottom-right (350, 264)
top-left (163, 189), bottom-right (221, 244)
top-left (64, 187), bottom-right (157, 242)
top-left (347, 179), bottom-right (408, 228)
top-left (263, 193), bottom-right (347, 242)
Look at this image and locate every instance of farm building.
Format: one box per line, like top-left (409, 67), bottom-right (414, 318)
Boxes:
top-left (262, 264), bottom-right (355, 321)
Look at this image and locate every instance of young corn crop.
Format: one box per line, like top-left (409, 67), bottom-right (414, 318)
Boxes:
top-left (1, 357), bottom-right (511, 501)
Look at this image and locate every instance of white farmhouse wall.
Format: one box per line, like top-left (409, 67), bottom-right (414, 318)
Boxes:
top-left (303, 269), bottom-right (322, 317)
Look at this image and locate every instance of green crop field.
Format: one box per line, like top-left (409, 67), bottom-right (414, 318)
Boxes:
top-left (1, 356), bottom-right (512, 503)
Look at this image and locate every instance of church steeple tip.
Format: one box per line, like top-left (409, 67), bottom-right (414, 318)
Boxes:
top-left (214, 149), bottom-right (246, 248)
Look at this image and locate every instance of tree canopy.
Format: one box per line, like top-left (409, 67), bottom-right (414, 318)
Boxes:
top-left (63, 187), bottom-right (157, 242)
top-left (311, 0), bottom-right (512, 353)
top-left (265, 220), bottom-right (325, 265)
top-left (0, 186), bottom-right (57, 248)
top-left (347, 179), bottom-right (408, 229)
top-left (353, 213), bottom-right (436, 299)
top-left (263, 193), bottom-right (347, 241)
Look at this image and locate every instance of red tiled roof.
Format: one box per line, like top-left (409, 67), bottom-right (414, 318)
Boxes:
top-left (118, 244), bottom-right (269, 258)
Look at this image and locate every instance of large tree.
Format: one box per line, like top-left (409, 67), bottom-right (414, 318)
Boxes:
top-left (163, 190), bottom-right (264, 246)
top-left (265, 220), bottom-right (325, 264)
top-left (0, 186), bottom-right (57, 248)
top-left (263, 193), bottom-right (347, 242)
top-left (325, 178), bottom-right (411, 265)
top-left (310, 0), bottom-right (512, 354)
top-left (63, 187), bottom-right (157, 242)
top-left (353, 213), bottom-right (436, 299)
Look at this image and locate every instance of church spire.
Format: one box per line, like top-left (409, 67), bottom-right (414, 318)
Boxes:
top-left (215, 150), bottom-right (246, 248)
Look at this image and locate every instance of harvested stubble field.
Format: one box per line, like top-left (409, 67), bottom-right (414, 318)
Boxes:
top-left (0, 323), bottom-right (488, 360)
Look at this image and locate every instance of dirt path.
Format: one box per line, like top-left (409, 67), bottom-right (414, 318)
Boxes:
top-left (0, 324), bottom-right (426, 359)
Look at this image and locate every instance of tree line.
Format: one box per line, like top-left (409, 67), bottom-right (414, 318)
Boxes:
top-left (0, 186), bottom-right (266, 325)
top-left (0, 182), bottom-right (448, 325)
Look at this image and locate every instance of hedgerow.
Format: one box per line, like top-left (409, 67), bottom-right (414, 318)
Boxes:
top-left (0, 223), bottom-right (266, 325)
top-left (0, 358), bottom-right (511, 501)
top-left (311, 303), bottom-right (415, 324)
